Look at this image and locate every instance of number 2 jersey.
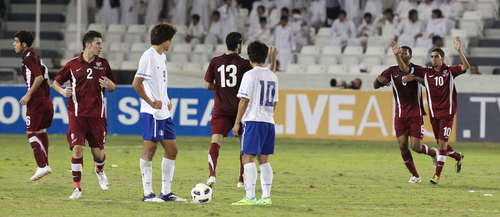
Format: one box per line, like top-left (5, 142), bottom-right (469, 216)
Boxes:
top-left (204, 53), bottom-right (253, 116)
top-left (411, 63), bottom-right (465, 118)
top-left (237, 66), bottom-right (279, 124)
top-left (55, 53), bottom-right (116, 118)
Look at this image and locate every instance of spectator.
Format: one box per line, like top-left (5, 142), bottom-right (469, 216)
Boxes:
top-left (342, 0), bottom-right (361, 26)
top-left (121, 0), bottom-right (138, 26)
top-left (327, 10), bottom-right (356, 48)
top-left (218, 0), bottom-right (240, 40)
top-left (440, 0), bottom-right (460, 30)
top-left (291, 9), bottom-right (308, 51)
top-left (470, 64), bottom-right (481, 74)
top-left (247, 17), bottom-right (271, 44)
top-left (185, 14), bottom-right (205, 47)
top-left (204, 11), bottom-right (223, 48)
top-left (192, 0), bottom-right (211, 29)
top-left (416, 9), bottom-right (447, 48)
top-left (268, 16), bottom-right (296, 71)
top-left (52, 56), bottom-right (62, 69)
top-left (307, 0), bottom-right (326, 32)
top-left (396, 0), bottom-right (417, 21)
top-left (326, 0), bottom-right (341, 24)
top-left (371, 8), bottom-right (399, 47)
top-left (268, 7), bottom-right (289, 30)
top-left (248, 5), bottom-right (267, 40)
top-left (66, 0), bottom-right (94, 26)
top-left (427, 35), bottom-right (443, 66)
top-left (363, 0), bottom-right (383, 22)
top-left (348, 13), bottom-right (377, 49)
top-left (97, 0), bottom-right (120, 26)
top-left (172, 0), bottom-right (188, 26)
top-left (417, 0), bottom-right (439, 25)
top-left (394, 9), bottom-right (424, 47)
top-left (145, 0), bottom-right (163, 27)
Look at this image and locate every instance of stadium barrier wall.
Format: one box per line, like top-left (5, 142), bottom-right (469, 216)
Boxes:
top-left (1, 85), bottom-right (499, 142)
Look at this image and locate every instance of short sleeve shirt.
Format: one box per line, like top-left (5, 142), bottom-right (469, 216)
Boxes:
top-left (21, 48), bottom-right (51, 103)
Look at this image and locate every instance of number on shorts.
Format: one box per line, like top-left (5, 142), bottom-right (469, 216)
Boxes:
top-left (26, 116), bottom-right (31, 126)
top-left (421, 125), bottom-right (425, 134)
top-left (87, 68), bottom-right (93, 79)
top-left (103, 132), bottom-right (106, 143)
top-left (443, 127), bottom-right (451, 137)
top-left (217, 64), bottom-right (237, 87)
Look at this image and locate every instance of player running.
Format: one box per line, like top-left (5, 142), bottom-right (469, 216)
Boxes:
top-left (373, 45), bottom-right (438, 183)
top-left (231, 41), bottom-right (278, 205)
top-left (53, 30), bottom-right (116, 199)
top-left (393, 36), bottom-right (468, 184)
top-left (132, 22), bottom-right (186, 202)
top-left (204, 32), bottom-right (277, 188)
top-left (14, 30), bottom-right (54, 181)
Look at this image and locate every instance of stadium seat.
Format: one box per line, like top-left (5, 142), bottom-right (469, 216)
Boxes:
top-left (327, 65), bottom-right (348, 74)
top-left (203, 62), bottom-right (210, 72)
top-left (319, 46), bottom-right (341, 65)
top-left (297, 46), bottom-right (319, 65)
top-left (457, 0), bottom-right (477, 16)
top-left (169, 44), bottom-right (192, 64)
top-left (108, 61), bottom-right (120, 70)
top-left (370, 65), bottom-right (388, 74)
top-left (87, 23), bottom-right (106, 33)
top-left (341, 46), bottom-right (363, 66)
top-left (126, 43), bottom-right (149, 62)
top-left (411, 47), bottom-right (429, 66)
top-left (240, 44), bottom-right (249, 59)
top-left (64, 23), bottom-right (86, 46)
top-left (212, 44), bottom-right (227, 58)
top-left (184, 62), bottom-right (203, 72)
top-left (363, 46), bottom-right (385, 72)
top-left (108, 42), bottom-right (130, 63)
top-left (441, 47), bottom-right (454, 65)
top-left (191, 44), bottom-right (213, 63)
top-left (306, 64), bottom-right (327, 74)
top-left (384, 48), bottom-right (397, 66)
top-left (460, 11), bottom-right (484, 38)
top-left (120, 61), bottom-right (138, 70)
top-left (125, 24), bottom-right (147, 44)
top-left (349, 65), bottom-right (361, 74)
top-left (107, 24), bottom-right (126, 43)
top-left (144, 25), bottom-right (156, 43)
top-left (0, 69), bottom-right (17, 84)
top-left (167, 62), bottom-right (183, 72)
top-left (285, 64), bottom-right (306, 73)
top-left (64, 42), bottom-right (79, 60)
top-left (477, 0), bottom-right (499, 19)
top-left (315, 27), bottom-right (330, 48)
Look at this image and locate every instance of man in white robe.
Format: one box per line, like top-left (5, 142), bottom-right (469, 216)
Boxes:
top-left (348, 13), bottom-right (377, 49)
top-left (268, 16), bottom-right (296, 71)
top-left (172, 0), bottom-right (188, 26)
top-left (248, 5), bottom-right (268, 40)
top-left (185, 14), bottom-right (206, 47)
top-left (370, 8), bottom-right (399, 47)
top-left (145, 0), bottom-right (163, 27)
top-left (363, 0), bottom-right (382, 20)
top-left (396, 0), bottom-right (417, 21)
top-left (247, 17), bottom-right (272, 44)
top-left (394, 9), bottom-right (424, 47)
top-left (66, 0), bottom-right (93, 26)
top-left (327, 10), bottom-right (356, 48)
top-left (98, 0), bottom-right (119, 26)
top-left (416, 9), bottom-right (448, 48)
top-left (121, 0), bottom-right (138, 26)
top-left (339, 0), bottom-right (361, 26)
top-left (307, 0), bottom-right (326, 32)
top-left (440, 0), bottom-right (460, 30)
top-left (218, 0), bottom-right (240, 40)
top-left (204, 11), bottom-right (224, 48)
top-left (268, 7), bottom-right (290, 30)
top-left (291, 9), bottom-right (308, 51)
top-left (192, 0), bottom-right (211, 29)
top-left (417, 0), bottom-right (440, 25)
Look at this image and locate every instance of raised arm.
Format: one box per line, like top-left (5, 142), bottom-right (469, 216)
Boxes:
top-left (454, 36), bottom-right (469, 72)
top-left (391, 40), bottom-right (410, 73)
top-left (268, 46), bottom-right (278, 72)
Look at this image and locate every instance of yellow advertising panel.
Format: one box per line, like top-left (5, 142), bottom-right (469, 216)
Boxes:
top-left (274, 89), bottom-right (456, 142)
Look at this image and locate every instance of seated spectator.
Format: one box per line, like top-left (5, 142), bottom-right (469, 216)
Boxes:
top-left (427, 35), bottom-right (443, 66)
top-left (268, 7), bottom-right (290, 30)
top-left (371, 8), bottom-right (399, 47)
top-left (396, 0), bottom-right (417, 21)
top-left (395, 9), bottom-right (424, 47)
top-left (291, 9), bottom-right (308, 51)
top-left (440, 0), bottom-right (460, 30)
top-left (248, 5), bottom-right (267, 38)
top-left (185, 14), bottom-right (206, 47)
top-left (470, 64), bottom-right (481, 74)
top-left (268, 16), bottom-right (296, 71)
top-left (416, 9), bottom-right (447, 48)
top-left (417, 0), bottom-right (439, 25)
top-left (327, 10), bottom-right (356, 48)
top-left (307, 0), bottom-right (326, 32)
top-left (363, 0), bottom-right (383, 22)
top-left (348, 13), bottom-right (377, 49)
top-left (247, 17), bottom-right (271, 44)
top-left (204, 11), bottom-right (223, 48)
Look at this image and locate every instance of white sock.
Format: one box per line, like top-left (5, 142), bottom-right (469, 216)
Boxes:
top-left (259, 163), bottom-right (273, 198)
top-left (139, 158), bottom-right (153, 195)
top-left (243, 162), bottom-right (257, 199)
top-left (161, 157), bottom-right (175, 195)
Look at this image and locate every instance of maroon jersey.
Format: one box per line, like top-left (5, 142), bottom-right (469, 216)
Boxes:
top-left (21, 48), bottom-right (51, 102)
top-left (381, 63), bottom-right (426, 118)
top-left (204, 53), bottom-right (253, 116)
top-left (412, 63), bottom-right (465, 117)
top-left (55, 53), bottom-right (116, 118)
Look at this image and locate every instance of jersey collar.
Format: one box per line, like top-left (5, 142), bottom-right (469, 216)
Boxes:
top-left (21, 48), bottom-right (34, 59)
top-left (78, 52), bottom-right (100, 64)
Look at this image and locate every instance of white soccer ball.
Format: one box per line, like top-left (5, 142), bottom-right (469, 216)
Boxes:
top-left (191, 183), bottom-right (213, 204)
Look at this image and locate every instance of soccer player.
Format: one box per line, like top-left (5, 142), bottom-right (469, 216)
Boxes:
top-left (14, 30), bottom-right (54, 181)
top-left (393, 36), bottom-right (468, 184)
top-left (204, 32), bottom-right (277, 188)
top-left (231, 41), bottom-right (278, 206)
top-left (53, 30), bottom-right (116, 199)
top-left (373, 45), bottom-right (437, 183)
top-left (132, 22), bottom-right (186, 202)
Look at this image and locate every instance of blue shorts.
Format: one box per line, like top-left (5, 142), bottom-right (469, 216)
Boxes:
top-left (241, 122), bottom-right (275, 155)
top-left (140, 113), bottom-right (176, 141)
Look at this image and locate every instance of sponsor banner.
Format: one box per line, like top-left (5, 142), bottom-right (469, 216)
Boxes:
top-left (456, 93), bottom-right (500, 142)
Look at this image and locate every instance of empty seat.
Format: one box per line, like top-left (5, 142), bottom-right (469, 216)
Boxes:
top-left (87, 23), bottom-right (106, 32)
top-left (184, 62), bottom-right (203, 72)
top-left (370, 65), bottom-right (389, 74)
top-left (319, 46), bottom-right (341, 65)
top-left (108, 61), bottom-right (121, 70)
top-left (327, 65), bottom-right (348, 74)
top-left (212, 44), bottom-right (227, 57)
top-left (384, 48), bottom-right (397, 65)
top-left (191, 44), bottom-right (213, 63)
top-left (169, 44), bottom-right (192, 63)
top-left (341, 46), bottom-right (363, 66)
top-left (363, 46), bottom-right (385, 71)
top-left (477, 0), bottom-right (499, 19)
top-left (285, 64), bottom-right (306, 73)
top-left (106, 24), bottom-right (126, 42)
top-left (460, 11), bottom-right (484, 37)
top-left (297, 46), bottom-right (320, 65)
top-left (120, 61), bottom-right (138, 70)
top-left (125, 24), bottom-right (147, 44)
top-left (127, 43), bottom-right (150, 62)
top-left (411, 47), bottom-right (429, 66)
top-left (314, 27), bottom-right (330, 47)
top-left (306, 64), bottom-right (327, 74)
top-left (349, 65), bottom-right (361, 74)
top-left (108, 42), bottom-right (130, 63)
top-left (167, 62), bottom-right (183, 72)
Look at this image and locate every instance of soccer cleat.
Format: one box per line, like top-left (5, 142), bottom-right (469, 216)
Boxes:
top-left (231, 197), bottom-right (257, 205)
top-left (256, 197), bottom-right (272, 205)
top-left (430, 175), bottom-right (440, 184)
top-left (143, 193), bottom-right (164, 202)
top-left (95, 168), bottom-right (109, 190)
top-left (159, 192), bottom-right (187, 202)
top-left (431, 147), bottom-right (438, 169)
top-left (68, 188), bottom-right (82, 199)
top-left (237, 181), bottom-right (244, 188)
top-left (206, 176), bottom-right (216, 188)
top-left (455, 153), bottom-right (464, 173)
top-left (30, 166), bottom-right (52, 181)
top-left (408, 176), bottom-right (421, 183)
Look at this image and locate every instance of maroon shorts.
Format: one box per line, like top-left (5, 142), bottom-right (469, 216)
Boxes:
top-left (26, 100), bottom-right (53, 131)
top-left (210, 114), bottom-right (242, 136)
top-left (430, 115), bottom-right (454, 142)
top-left (394, 116), bottom-right (424, 139)
top-left (67, 116), bottom-right (107, 150)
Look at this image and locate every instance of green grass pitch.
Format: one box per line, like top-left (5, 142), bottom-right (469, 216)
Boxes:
top-left (0, 134), bottom-right (499, 216)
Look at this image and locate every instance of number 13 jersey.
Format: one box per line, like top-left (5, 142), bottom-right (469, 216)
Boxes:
top-left (204, 53), bottom-right (253, 116)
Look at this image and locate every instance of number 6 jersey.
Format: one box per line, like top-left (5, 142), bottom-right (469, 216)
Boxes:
top-left (55, 53), bottom-right (116, 118)
top-left (204, 53), bottom-right (253, 116)
top-left (411, 63), bottom-right (465, 118)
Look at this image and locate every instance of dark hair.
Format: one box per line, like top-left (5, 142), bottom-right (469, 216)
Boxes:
top-left (292, 8), bottom-right (301, 14)
top-left (281, 7), bottom-right (289, 14)
top-left (192, 14), bottom-right (200, 20)
top-left (471, 63), bottom-right (478, 67)
top-left (364, 13), bottom-right (372, 19)
top-left (339, 10), bottom-right (347, 16)
top-left (14, 30), bottom-right (34, 48)
top-left (432, 9), bottom-right (443, 18)
top-left (280, 15), bottom-right (288, 22)
top-left (431, 47), bottom-right (445, 58)
top-left (432, 35), bottom-right (442, 43)
top-left (259, 17), bottom-right (267, 23)
top-left (247, 40), bottom-right (268, 64)
top-left (409, 9), bottom-right (418, 17)
top-left (82, 30), bottom-right (102, 49)
top-left (150, 22), bottom-right (177, 45)
top-left (384, 8), bottom-right (393, 14)
top-left (225, 32), bottom-right (243, 51)
top-left (401, 46), bottom-right (412, 56)
top-left (212, 11), bottom-right (220, 17)
top-left (257, 5), bottom-right (265, 11)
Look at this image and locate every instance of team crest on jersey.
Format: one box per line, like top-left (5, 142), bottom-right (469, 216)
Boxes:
top-left (96, 62), bottom-right (102, 67)
top-left (94, 62), bottom-right (104, 70)
top-left (442, 70), bottom-right (449, 77)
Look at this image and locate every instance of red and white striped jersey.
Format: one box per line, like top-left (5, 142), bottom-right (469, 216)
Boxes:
top-left (412, 63), bottom-right (465, 117)
top-left (55, 53), bottom-right (116, 118)
top-left (381, 63), bottom-right (426, 118)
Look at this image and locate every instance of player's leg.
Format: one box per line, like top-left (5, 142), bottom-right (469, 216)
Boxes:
top-left (87, 117), bottom-right (109, 190)
top-left (256, 123), bottom-right (275, 205)
top-left (408, 117), bottom-right (437, 167)
top-left (430, 117), bottom-right (445, 184)
top-left (68, 116), bottom-right (86, 199)
top-left (27, 129), bottom-right (50, 181)
top-left (439, 115), bottom-right (463, 173)
top-left (39, 103), bottom-right (53, 166)
top-left (158, 117), bottom-right (186, 202)
top-left (139, 113), bottom-right (162, 202)
top-left (237, 123), bottom-right (245, 188)
top-left (395, 117), bottom-right (419, 182)
top-left (207, 134), bottom-right (223, 187)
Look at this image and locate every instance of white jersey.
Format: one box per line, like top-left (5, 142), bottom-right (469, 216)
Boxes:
top-left (135, 47), bottom-right (171, 120)
top-left (237, 66), bottom-right (279, 124)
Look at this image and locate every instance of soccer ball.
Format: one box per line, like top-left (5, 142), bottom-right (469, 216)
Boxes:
top-left (191, 183), bottom-right (213, 204)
